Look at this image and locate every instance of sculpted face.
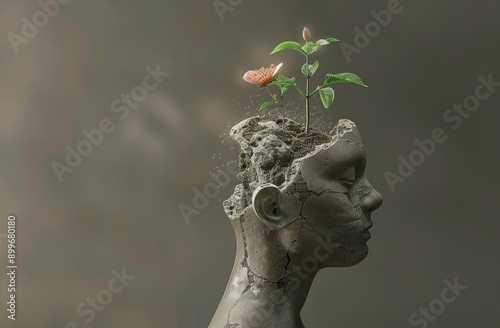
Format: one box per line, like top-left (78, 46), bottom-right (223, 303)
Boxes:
top-left (252, 121), bottom-right (383, 268)
top-left (293, 124), bottom-right (383, 267)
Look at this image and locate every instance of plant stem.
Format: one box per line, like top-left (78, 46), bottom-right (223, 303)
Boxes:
top-left (265, 85), bottom-right (275, 99)
top-left (280, 103), bottom-right (285, 128)
top-left (293, 85), bottom-right (305, 97)
top-left (305, 55), bottom-right (310, 133)
top-left (266, 85), bottom-right (285, 128)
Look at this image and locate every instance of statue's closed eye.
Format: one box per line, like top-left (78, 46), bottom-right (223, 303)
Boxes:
top-left (338, 178), bottom-right (355, 186)
top-left (338, 167), bottom-right (356, 184)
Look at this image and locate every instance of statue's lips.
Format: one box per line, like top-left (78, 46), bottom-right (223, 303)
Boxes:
top-left (362, 222), bottom-right (373, 233)
top-left (361, 222), bottom-right (373, 239)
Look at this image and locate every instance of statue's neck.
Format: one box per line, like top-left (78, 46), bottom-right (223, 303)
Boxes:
top-left (210, 241), bottom-right (316, 328)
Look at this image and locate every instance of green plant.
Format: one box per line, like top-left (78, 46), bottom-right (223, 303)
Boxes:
top-left (243, 27), bottom-right (367, 133)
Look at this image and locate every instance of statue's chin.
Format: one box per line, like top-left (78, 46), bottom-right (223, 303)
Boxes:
top-left (324, 244), bottom-right (369, 268)
top-left (345, 245), bottom-right (369, 267)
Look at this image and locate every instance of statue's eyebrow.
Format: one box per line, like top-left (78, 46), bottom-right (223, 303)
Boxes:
top-left (326, 146), bottom-right (365, 177)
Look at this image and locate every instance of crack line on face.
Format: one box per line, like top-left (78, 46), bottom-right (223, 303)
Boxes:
top-left (342, 245), bottom-right (357, 267)
top-left (241, 213), bottom-right (280, 284)
top-left (278, 219), bottom-right (304, 293)
top-left (303, 221), bottom-right (321, 235)
top-left (269, 255), bottom-right (288, 270)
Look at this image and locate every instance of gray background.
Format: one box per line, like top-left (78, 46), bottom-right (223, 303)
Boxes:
top-left (0, 0), bottom-right (498, 327)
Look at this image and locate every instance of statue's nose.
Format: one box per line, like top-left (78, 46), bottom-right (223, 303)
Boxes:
top-left (361, 187), bottom-right (383, 214)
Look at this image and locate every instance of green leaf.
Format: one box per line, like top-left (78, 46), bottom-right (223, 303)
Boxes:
top-left (325, 37), bottom-right (340, 43)
top-left (316, 38), bottom-right (340, 46)
top-left (275, 75), bottom-right (296, 83)
top-left (323, 73), bottom-right (367, 87)
top-left (270, 82), bottom-right (289, 95)
top-left (319, 87), bottom-right (335, 109)
top-left (273, 75), bottom-right (296, 90)
top-left (259, 101), bottom-right (274, 111)
top-left (310, 60), bottom-right (319, 76)
top-left (301, 60), bottom-right (319, 78)
top-left (279, 86), bottom-right (289, 94)
top-left (301, 64), bottom-right (307, 78)
top-left (270, 41), bottom-right (302, 54)
top-left (301, 42), bottom-right (318, 55)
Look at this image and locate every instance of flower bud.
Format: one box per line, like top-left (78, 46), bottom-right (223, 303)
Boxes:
top-left (302, 27), bottom-right (311, 41)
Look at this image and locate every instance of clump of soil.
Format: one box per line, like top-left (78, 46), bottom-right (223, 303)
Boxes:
top-left (224, 115), bottom-right (333, 220)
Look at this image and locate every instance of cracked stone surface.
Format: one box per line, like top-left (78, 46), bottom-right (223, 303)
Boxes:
top-left (209, 115), bottom-right (383, 328)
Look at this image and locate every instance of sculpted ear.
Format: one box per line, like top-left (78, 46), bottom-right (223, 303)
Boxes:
top-left (252, 184), bottom-right (300, 230)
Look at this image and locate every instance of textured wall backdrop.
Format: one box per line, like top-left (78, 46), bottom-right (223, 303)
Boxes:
top-left (0, 0), bottom-right (499, 327)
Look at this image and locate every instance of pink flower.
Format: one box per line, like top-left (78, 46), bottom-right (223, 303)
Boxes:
top-left (242, 63), bottom-right (283, 87)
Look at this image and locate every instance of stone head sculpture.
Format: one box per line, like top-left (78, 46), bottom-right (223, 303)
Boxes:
top-left (210, 115), bottom-right (383, 328)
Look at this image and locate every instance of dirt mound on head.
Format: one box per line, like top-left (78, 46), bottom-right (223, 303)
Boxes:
top-left (224, 115), bottom-right (335, 220)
